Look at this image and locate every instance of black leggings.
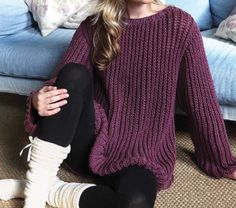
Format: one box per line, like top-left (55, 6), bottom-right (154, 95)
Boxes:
top-left (36, 63), bottom-right (158, 208)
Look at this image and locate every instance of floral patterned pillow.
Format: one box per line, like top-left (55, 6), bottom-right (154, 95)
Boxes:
top-left (24, 0), bottom-right (98, 36)
top-left (214, 7), bottom-right (236, 43)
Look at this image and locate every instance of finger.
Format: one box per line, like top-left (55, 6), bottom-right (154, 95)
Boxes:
top-left (45, 93), bottom-right (69, 104)
top-left (45, 89), bottom-right (68, 98)
top-left (42, 86), bottom-right (57, 92)
top-left (43, 108), bottom-right (61, 116)
top-left (46, 99), bottom-right (68, 110)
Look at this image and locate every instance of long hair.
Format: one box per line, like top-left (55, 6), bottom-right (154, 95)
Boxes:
top-left (90, 0), bottom-right (166, 71)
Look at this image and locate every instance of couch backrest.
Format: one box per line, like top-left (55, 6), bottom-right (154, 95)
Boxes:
top-left (0, 0), bottom-right (33, 38)
top-left (210, 0), bottom-right (236, 27)
top-left (166, 0), bottom-right (213, 31)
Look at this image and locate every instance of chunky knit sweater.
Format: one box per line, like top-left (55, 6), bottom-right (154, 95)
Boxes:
top-left (24, 5), bottom-right (236, 190)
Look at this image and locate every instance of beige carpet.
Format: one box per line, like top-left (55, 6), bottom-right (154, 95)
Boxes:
top-left (0, 92), bottom-right (236, 208)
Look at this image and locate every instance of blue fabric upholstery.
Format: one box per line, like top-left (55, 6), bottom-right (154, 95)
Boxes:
top-left (0, 76), bottom-right (43, 96)
top-left (0, 0), bottom-right (33, 38)
top-left (210, 0), bottom-right (236, 27)
top-left (166, 0), bottom-right (213, 30)
top-left (201, 28), bottom-right (236, 106)
top-left (0, 27), bottom-right (75, 79)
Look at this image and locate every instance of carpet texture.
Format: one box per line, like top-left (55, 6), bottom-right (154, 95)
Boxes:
top-left (0, 92), bottom-right (235, 208)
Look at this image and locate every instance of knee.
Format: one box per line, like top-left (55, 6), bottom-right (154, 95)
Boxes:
top-left (56, 63), bottom-right (92, 91)
top-left (126, 191), bottom-right (152, 208)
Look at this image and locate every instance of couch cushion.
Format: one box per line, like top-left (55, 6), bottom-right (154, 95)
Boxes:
top-left (166, 0), bottom-right (213, 30)
top-left (201, 28), bottom-right (236, 106)
top-left (210, 0), bottom-right (236, 27)
top-left (0, 27), bottom-right (75, 79)
top-left (0, 76), bottom-right (44, 96)
top-left (0, 0), bottom-right (33, 38)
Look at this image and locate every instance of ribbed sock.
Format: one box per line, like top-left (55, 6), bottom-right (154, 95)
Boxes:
top-left (0, 179), bottom-right (25, 200)
top-left (22, 137), bottom-right (71, 208)
top-left (47, 178), bottom-right (96, 208)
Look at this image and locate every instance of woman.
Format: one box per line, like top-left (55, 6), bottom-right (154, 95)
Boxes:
top-left (1, 0), bottom-right (236, 208)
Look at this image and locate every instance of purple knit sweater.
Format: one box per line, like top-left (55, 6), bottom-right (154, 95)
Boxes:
top-left (24, 6), bottom-right (236, 190)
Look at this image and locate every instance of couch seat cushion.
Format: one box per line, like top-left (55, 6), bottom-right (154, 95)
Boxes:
top-left (201, 28), bottom-right (236, 106)
top-left (0, 27), bottom-right (75, 80)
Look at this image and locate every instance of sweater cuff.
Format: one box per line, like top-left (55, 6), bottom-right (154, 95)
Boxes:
top-left (24, 89), bottom-right (40, 136)
top-left (196, 153), bottom-right (236, 179)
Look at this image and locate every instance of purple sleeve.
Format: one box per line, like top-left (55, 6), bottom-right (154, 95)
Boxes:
top-left (176, 20), bottom-right (236, 178)
top-left (24, 20), bottom-right (92, 136)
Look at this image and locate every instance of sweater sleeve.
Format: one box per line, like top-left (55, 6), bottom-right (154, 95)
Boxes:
top-left (176, 19), bottom-right (236, 178)
top-left (24, 19), bottom-right (93, 137)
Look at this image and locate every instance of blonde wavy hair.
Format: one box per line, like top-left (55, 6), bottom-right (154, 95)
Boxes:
top-left (90, 0), bottom-right (166, 71)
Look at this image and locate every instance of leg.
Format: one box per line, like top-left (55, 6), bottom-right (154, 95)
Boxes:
top-left (105, 165), bottom-right (158, 208)
top-left (39, 61), bottom-right (96, 174)
top-left (0, 166), bottom-right (157, 208)
top-left (37, 62), bottom-right (94, 147)
top-left (23, 63), bottom-right (94, 208)
top-left (63, 81), bottom-right (96, 176)
top-left (79, 165), bottom-right (158, 208)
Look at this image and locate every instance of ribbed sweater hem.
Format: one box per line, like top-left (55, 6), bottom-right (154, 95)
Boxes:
top-left (89, 154), bottom-right (174, 191)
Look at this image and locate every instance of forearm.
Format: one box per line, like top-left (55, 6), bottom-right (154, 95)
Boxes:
top-left (176, 20), bottom-right (236, 178)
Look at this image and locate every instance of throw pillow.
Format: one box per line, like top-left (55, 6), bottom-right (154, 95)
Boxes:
top-left (24, 0), bottom-right (97, 36)
top-left (214, 7), bottom-right (236, 43)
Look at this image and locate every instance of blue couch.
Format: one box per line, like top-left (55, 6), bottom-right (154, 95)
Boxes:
top-left (1, 0), bottom-right (236, 120)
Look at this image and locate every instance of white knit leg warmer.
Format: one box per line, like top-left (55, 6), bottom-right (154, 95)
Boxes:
top-left (47, 177), bottom-right (96, 208)
top-left (0, 178), bottom-right (95, 208)
top-left (0, 179), bottom-right (25, 200)
top-left (22, 136), bottom-right (71, 208)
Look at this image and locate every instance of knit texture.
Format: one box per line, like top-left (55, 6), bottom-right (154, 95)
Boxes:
top-left (24, 5), bottom-right (236, 190)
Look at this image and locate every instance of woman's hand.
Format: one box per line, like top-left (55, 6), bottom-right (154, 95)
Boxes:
top-left (225, 171), bottom-right (236, 180)
top-left (32, 86), bottom-right (69, 116)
